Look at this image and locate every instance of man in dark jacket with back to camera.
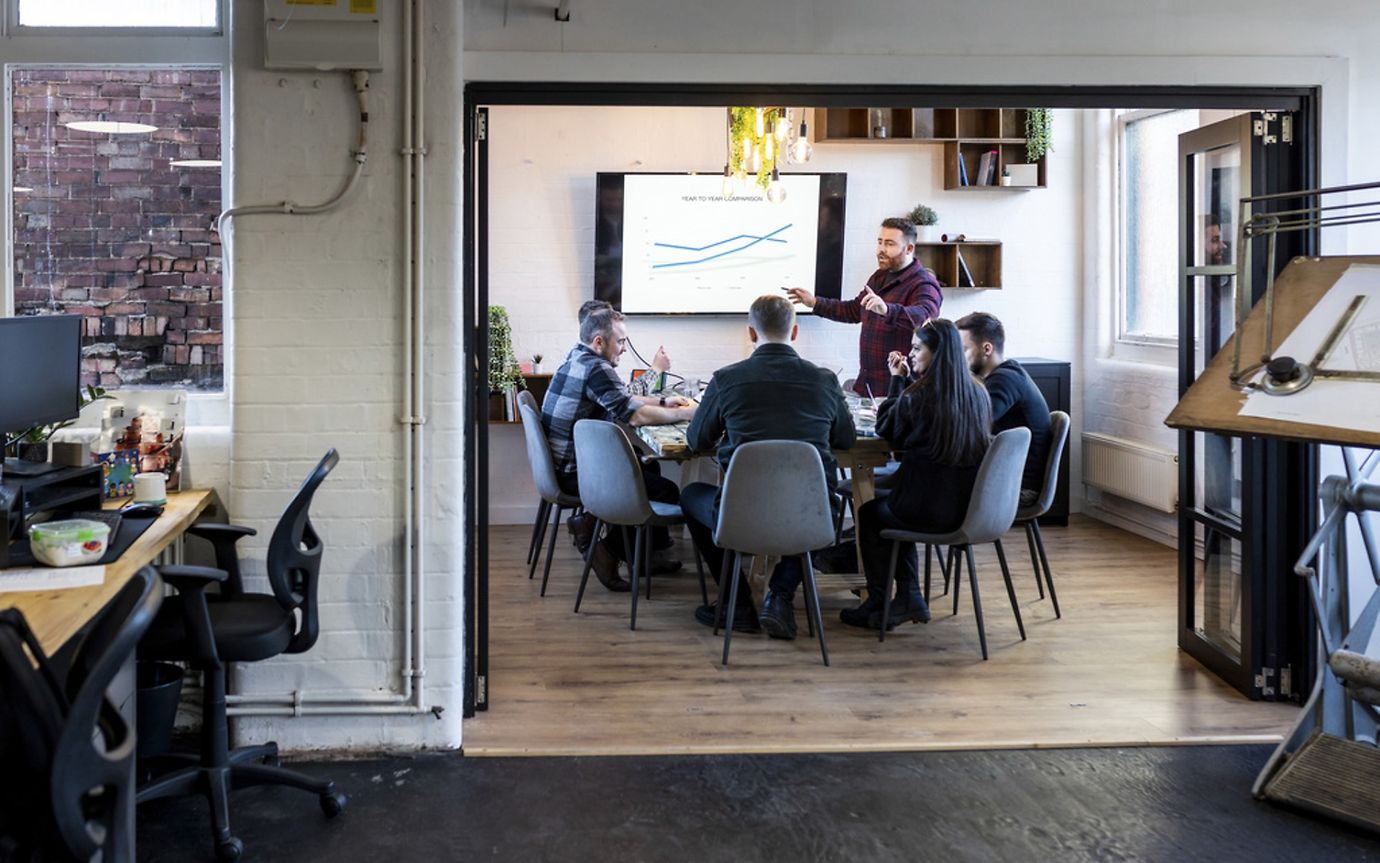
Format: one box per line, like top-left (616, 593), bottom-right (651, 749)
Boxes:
top-left (682, 294), bottom-right (855, 640)
top-left (956, 311), bottom-right (1051, 505)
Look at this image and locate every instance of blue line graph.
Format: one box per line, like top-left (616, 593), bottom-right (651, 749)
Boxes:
top-left (651, 223), bottom-right (791, 269)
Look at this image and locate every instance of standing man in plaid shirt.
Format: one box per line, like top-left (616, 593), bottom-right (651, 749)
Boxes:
top-left (787, 217), bottom-right (943, 398)
top-left (542, 306), bottom-right (697, 591)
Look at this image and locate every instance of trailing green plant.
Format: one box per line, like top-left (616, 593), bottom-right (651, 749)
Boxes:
top-left (728, 107), bottom-right (774, 191)
top-left (1025, 108), bottom-right (1053, 163)
top-left (487, 305), bottom-right (525, 393)
top-left (7, 384), bottom-right (114, 447)
top-left (907, 204), bottom-right (939, 227)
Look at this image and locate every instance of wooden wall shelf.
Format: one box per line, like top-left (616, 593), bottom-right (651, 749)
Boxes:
top-left (915, 240), bottom-right (1002, 290)
top-left (811, 107), bottom-right (1047, 190)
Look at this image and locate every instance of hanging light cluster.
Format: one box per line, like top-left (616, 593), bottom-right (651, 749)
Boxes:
top-left (720, 107), bottom-right (812, 203)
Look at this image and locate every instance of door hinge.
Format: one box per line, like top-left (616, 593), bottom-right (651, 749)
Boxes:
top-left (1281, 114), bottom-right (1294, 144)
top-left (1280, 665), bottom-right (1293, 698)
top-left (476, 674), bottom-right (487, 703)
top-left (1254, 112), bottom-right (1279, 146)
top-left (1256, 666), bottom-right (1276, 696)
top-left (474, 111), bottom-right (487, 142)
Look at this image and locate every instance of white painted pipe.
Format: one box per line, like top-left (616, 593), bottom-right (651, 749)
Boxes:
top-left (228, 1), bottom-right (431, 719)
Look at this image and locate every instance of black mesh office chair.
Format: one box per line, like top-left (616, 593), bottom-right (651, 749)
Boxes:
top-left (137, 449), bottom-right (344, 863)
top-left (0, 566), bottom-right (162, 863)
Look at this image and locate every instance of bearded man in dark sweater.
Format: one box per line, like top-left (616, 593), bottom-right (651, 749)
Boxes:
top-left (956, 311), bottom-right (1051, 505)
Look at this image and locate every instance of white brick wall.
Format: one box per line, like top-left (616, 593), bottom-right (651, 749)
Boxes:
top-left (225, 0), bottom-right (463, 751)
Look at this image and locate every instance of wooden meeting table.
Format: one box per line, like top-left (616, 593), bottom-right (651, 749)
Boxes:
top-left (636, 424), bottom-right (893, 573)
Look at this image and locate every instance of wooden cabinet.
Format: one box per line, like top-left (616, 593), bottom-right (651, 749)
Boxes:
top-left (1014, 358), bottom-right (1071, 526)
top-left (811, 107), bottom-right (1047, 190)
top-left (915, 240), bottom-right (1002, 290)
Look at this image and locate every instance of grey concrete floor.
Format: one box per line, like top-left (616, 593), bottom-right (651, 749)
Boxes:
top-left (136, 745), bottom-right (1380, 862)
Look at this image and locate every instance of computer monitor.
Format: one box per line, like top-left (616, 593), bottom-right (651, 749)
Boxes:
top-left (0, 315), bottom-right (82, 478)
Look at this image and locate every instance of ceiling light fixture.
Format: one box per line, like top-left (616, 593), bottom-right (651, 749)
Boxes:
top-left (727, 107), bottom-right (810, 203)
top-left (65, 120), bottom-right (158, 134)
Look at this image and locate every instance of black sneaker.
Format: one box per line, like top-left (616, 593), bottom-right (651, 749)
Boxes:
top-left (695, 602), bottom-right (760, 633)
top-left (760, 590), bottom-right (798, 640)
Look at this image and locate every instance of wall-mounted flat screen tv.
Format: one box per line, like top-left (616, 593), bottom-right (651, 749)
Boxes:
top-left (593, 172), bottom-right (847, 315)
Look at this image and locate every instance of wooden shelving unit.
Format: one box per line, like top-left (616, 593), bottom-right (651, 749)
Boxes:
top-left (811, 107), bottom-right (1046, 190)
top-left (915, 240), bottom-right (1003, 290)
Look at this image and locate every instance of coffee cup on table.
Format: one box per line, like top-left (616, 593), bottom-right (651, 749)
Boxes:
top-left (133, 471), bottom-right (167, 506)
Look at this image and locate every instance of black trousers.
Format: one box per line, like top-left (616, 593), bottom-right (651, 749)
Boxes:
top-left (680, 481), bottom-right (803, 603)
top-left (857, 497), bottom-right (920, 599)
top-left (559, 461), bottom-right (679, 562)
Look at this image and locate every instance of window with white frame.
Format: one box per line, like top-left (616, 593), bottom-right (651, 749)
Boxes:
top-left (1117, 109), bottom-right (1199, 345)
top-left (17, 0), bottom-right (218, 29)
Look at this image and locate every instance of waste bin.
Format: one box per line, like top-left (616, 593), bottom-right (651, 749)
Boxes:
top-left (136, 661), bottom-right (183, 759)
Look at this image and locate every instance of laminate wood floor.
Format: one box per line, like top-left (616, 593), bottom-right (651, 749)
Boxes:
top-left (465, 516), bottom-right (1297, 756)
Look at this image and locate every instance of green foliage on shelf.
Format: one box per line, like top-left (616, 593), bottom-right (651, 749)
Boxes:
top-left (487, 305), bottom-right (525, 393)
top-left (907, 203), bottom-right (939, 226)
top-left (1025, 108), bottom-right (1053, 163)
top-left (9, 384), bottom-right (113, 445)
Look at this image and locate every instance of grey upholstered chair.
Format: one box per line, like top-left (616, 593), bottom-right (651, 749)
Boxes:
top-left (879, 427), bottom-right (1031, 659)
top-left (571, 419), bottom-right (705, 628)
top-left (1014, 410), bottom-right (1071, 618)
top-left (714, 440), bottom-right (837, 666)
top-left (517, 391), bottom-right (582, 596)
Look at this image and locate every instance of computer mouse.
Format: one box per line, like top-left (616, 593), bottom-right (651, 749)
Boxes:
top-left (121, 502), bottom-right (165, 518)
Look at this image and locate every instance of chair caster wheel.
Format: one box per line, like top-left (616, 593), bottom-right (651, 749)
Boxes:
top-left (320, 790), bottom-right (347, 818)
top-left (216, 837), bottom-right (243, 862)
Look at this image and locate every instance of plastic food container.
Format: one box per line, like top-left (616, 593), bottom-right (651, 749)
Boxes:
top-left (28, 519), bottom-right (111, 567)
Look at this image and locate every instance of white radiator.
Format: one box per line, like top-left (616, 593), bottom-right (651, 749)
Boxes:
top-left (1082, 433), bottom-right (1179, 513)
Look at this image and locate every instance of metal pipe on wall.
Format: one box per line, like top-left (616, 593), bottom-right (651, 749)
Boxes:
top-left (228, 0), bottom-right (430, 719)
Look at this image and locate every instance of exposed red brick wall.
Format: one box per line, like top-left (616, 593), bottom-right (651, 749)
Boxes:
top-left (12, 69), bottom-right (222, 391)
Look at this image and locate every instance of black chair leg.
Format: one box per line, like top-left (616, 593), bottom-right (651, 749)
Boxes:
top-left (801, 553), bottom-right (829, 666)
top-left (1024, 521), bottom-right (1045, 599)
top-left (627, 526), bottom-right (641, 631)
top-left (529, 500), bottom-right (552, 579)
top-left (693, 542), bottom-right (709, 607)
top-left (880, 540), bottom-right (900, 643)
top-left (722, 551), bottom-right (743, 665)
top-left (713, 550), bottom-right (732, 636)
top-left (526, 499), bottom-right (549, 567)
top-left (951, 545), bottom-right (961, 616)
top-left (572, 518), bottom-right (602, 613)
top-left (935, 545), bottom-right (950, 596)
top-left (994, 539), bottom-right (1026, 640)
top-left (1031, 520), bottom-right (1061, 619)
top-left (963, 544), bottom-right (988, 660)
top-left (538, 505), bottom-right (564, 597)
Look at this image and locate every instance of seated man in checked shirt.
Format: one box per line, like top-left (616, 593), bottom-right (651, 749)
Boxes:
top-left (541, 307), bottom-right (696, 591)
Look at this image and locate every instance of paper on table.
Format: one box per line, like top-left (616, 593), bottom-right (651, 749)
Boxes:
top-left (1238, 264), bottom-right (1380, 434)
top-left (0, 565), bottom-right (106, 593)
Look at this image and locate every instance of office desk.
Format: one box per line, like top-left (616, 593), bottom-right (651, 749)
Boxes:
top-left (1, 489), bottom-right (214, 655)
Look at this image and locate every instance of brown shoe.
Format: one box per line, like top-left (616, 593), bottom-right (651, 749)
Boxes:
top-left (567, 512), bottom-right (596, 553)
top-left (590, 541), bottom-right (630, 592)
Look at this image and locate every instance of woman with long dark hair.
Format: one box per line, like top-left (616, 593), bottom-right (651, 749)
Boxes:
top-left (841, 318), bottom-right (992, 630)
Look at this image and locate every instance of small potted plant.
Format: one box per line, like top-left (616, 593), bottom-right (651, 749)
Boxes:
top-left (908, 204), bottom-right (938, 241)
top-left (488, 306), bottom-right (525, 421)
top-left (531, 353), bottom-right (544, 375)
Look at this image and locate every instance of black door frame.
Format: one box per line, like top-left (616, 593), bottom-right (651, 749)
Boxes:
top-left (461, 82), bottom-right (1319, 717)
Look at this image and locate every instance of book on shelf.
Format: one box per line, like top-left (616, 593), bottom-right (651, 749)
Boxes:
top-left (974, 150), bottom-right (992, 186)
top-left (958, 151), bottom-right (970, 186)
top-left (988, 150), bottom-right (999, 185)
top-left (956, 249), bottom-right (976, 288)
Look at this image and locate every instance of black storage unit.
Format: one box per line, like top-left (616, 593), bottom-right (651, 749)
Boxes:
top-left (1, 464), bottom-right (103, 568)
top-left (1012, 357), bottom-right (1070, 527)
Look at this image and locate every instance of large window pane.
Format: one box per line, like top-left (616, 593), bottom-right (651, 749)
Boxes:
top-left (1121, 109), bottom-right (1198, 343)
top-left (19, 0), bottom-right (218, 28)
top-left (12, 68), bottom-right (223, 391)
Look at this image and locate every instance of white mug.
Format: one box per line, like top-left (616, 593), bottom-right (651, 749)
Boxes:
top-left (133, 471), bottom-right (168, 505)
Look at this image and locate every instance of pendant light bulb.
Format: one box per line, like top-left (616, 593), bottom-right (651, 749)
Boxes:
top-left (721, 163), bottom-right (735, 198)
top-left (791, 124), bottom-right (812, 164)
top-left (775, 109), bottom-right (789, 143)
top-left (766, 168), bottom-right (786, 204)
top-left (754, 108), bottom-right (765, 138)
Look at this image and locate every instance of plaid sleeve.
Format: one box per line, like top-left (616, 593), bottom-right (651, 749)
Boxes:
top-left (587, 361), bottom-right (637, 423)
